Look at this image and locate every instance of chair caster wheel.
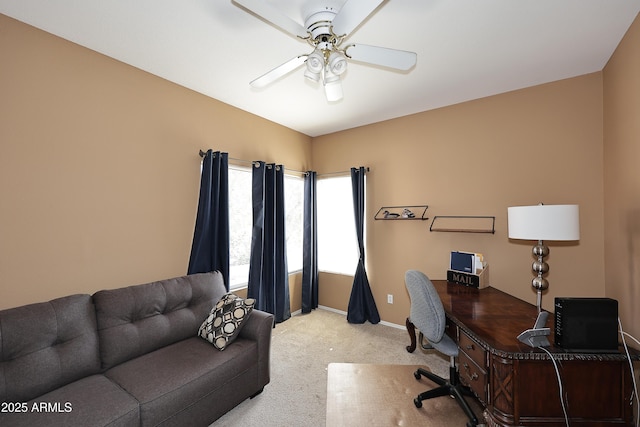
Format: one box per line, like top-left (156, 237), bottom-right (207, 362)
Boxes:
top-left (414, 398), bottom-right (422, 408)
top-left (413, 371), bottom-right (421, 380)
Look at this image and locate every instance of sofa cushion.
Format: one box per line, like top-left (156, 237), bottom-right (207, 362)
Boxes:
top-left (0, 375), bottom-right (139, 427)
top-left (0, 294), bottom-right (101, 402)
top-left (198, 293), bottom-right (255, 350)
top-left (105, 336), bottom-right (260, 427)
top-left (93, 271), bottom-right (226, 369)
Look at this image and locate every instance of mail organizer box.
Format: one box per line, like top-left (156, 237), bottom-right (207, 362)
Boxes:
top-left (447, 265), bottom-right (490, 289)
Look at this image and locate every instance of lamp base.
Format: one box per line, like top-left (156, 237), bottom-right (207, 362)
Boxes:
top-left (517, 311), bottom-right (551, 347)
top-left (532, 240), bottom-right (550, 312)
top-left (517, 328), bottom-right (551, 347)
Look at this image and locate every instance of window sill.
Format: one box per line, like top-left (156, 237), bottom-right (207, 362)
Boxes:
top-left (229, 270), bottom-right (304, 291)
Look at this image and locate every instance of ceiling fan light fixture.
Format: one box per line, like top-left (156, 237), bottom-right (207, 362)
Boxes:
top-left (323, 67), bottom-right (343, 101)
top-left (324, 79), bottom-right (343, 102)
top-left (306, 49), bottom-right (324, 73)
top-left (304, 68), bottom-right (321, 82)
top-left (328, 51), bottom-right (347, 75)
top-left (323, 67), bottom-right (340, 84)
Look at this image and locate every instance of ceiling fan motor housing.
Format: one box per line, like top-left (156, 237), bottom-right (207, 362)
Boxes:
top-left (305, 9), bottom-right (339, 44)
top-left (304, 7), bottom-right (347, 75)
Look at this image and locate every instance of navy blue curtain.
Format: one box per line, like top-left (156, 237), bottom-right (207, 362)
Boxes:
top-left (347, 167), bottom-right (380, 324)
top-left (247, 162), bottom-right (291, 323)
top-left (188, 150), bottom-right (230, 290)
top-left (302, 171), bottom-right (318, 313)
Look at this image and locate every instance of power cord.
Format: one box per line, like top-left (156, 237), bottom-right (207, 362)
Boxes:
top-left (538, 346), bottom-right (570, 427)
top-left (618, 317), bottom-right (640, 427)
top-left (534, 318), bottom-right (640, 427)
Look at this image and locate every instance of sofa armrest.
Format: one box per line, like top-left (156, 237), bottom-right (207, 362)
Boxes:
top-left (238, 309), bottom-right (274, 388)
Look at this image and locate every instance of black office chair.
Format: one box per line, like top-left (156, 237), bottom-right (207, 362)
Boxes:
top-left (405, 270), bottom-right (479, 427)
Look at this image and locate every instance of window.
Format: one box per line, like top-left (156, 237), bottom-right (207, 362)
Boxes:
top-left (317, 176), bottom-right (358, 275)
top-left (228, 167), bottom-right (252, 289)
top-left (228, 166), bottom-right (304, 290)
top-left (284, 174), bottom-right (304, 273)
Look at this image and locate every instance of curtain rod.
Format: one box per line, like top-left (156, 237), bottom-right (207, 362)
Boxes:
top-left (199, 150), bottom-right (369, 177)
top-left (317, 167), bottom-right (370, 177)
top-left (199, 150), bottom-right (308, 176)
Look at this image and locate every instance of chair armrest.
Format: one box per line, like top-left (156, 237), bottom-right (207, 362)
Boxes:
top-left (238, 309), bottom-right (274, 387)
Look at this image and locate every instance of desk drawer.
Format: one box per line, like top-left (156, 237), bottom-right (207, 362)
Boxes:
top-left (459, 350), bottom-right (487, 402)
top-left (459, 330), bottom-right (485, 368)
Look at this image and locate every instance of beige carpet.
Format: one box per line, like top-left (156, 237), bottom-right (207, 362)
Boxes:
top-left (212, 308), bottom-right (480, 426)
top-left (327, 363), bottom-right (484, 427)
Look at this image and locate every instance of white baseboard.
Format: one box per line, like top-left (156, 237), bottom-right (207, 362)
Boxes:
top-left (317, 305), bottom-right (405, 330)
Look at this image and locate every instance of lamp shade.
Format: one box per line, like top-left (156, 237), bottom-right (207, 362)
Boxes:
top-left (508, 204), bottom-right (580, 241)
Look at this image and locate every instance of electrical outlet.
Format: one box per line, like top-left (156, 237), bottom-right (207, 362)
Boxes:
top-left (387, 294), bottom-right (393, 304)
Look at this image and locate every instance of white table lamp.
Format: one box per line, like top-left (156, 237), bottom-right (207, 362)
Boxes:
top-left (507, 204), bottom-right (580, 312)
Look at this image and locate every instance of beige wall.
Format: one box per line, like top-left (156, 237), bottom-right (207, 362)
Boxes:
top-left (603, 12), bottom-right (640, 340)
top-left (0, 14), bottom-right (311, 310)
top-left (313, 74), bottom-right (605, 326)
top-left (2, 12), bottom-right (639, 340)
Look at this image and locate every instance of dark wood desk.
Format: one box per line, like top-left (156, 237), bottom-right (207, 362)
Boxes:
top-left (406, 281), bottom-right (637, 427)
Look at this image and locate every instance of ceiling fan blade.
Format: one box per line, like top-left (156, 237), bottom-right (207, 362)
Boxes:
top-left (250, 55), bottom-right (308, 88)
top-left (233, 0), bottom-right (307, 38)
top-left (331, 0), bottom-right (385, 36)
top-left (344, 44), bottom-right (417, 71)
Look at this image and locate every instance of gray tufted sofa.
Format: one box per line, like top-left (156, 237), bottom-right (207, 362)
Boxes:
top-left (0, 271), bottom-right (273, 427)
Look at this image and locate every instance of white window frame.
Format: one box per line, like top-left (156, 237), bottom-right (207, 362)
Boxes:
top-left (317, 175), bottom-right (358, 276)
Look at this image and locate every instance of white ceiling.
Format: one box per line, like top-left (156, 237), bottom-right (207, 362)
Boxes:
top-left (2, 0), bottom-right (639, 137)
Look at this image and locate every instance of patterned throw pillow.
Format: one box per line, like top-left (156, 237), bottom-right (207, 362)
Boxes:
top-left (198, 293), bottom-right (255, 350)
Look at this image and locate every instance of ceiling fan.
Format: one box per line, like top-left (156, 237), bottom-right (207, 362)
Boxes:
top-left (232, 0), bottom-right (417, 101)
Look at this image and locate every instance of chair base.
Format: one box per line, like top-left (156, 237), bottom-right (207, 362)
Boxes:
top-left (413, 366), bottom-right (479, 427)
